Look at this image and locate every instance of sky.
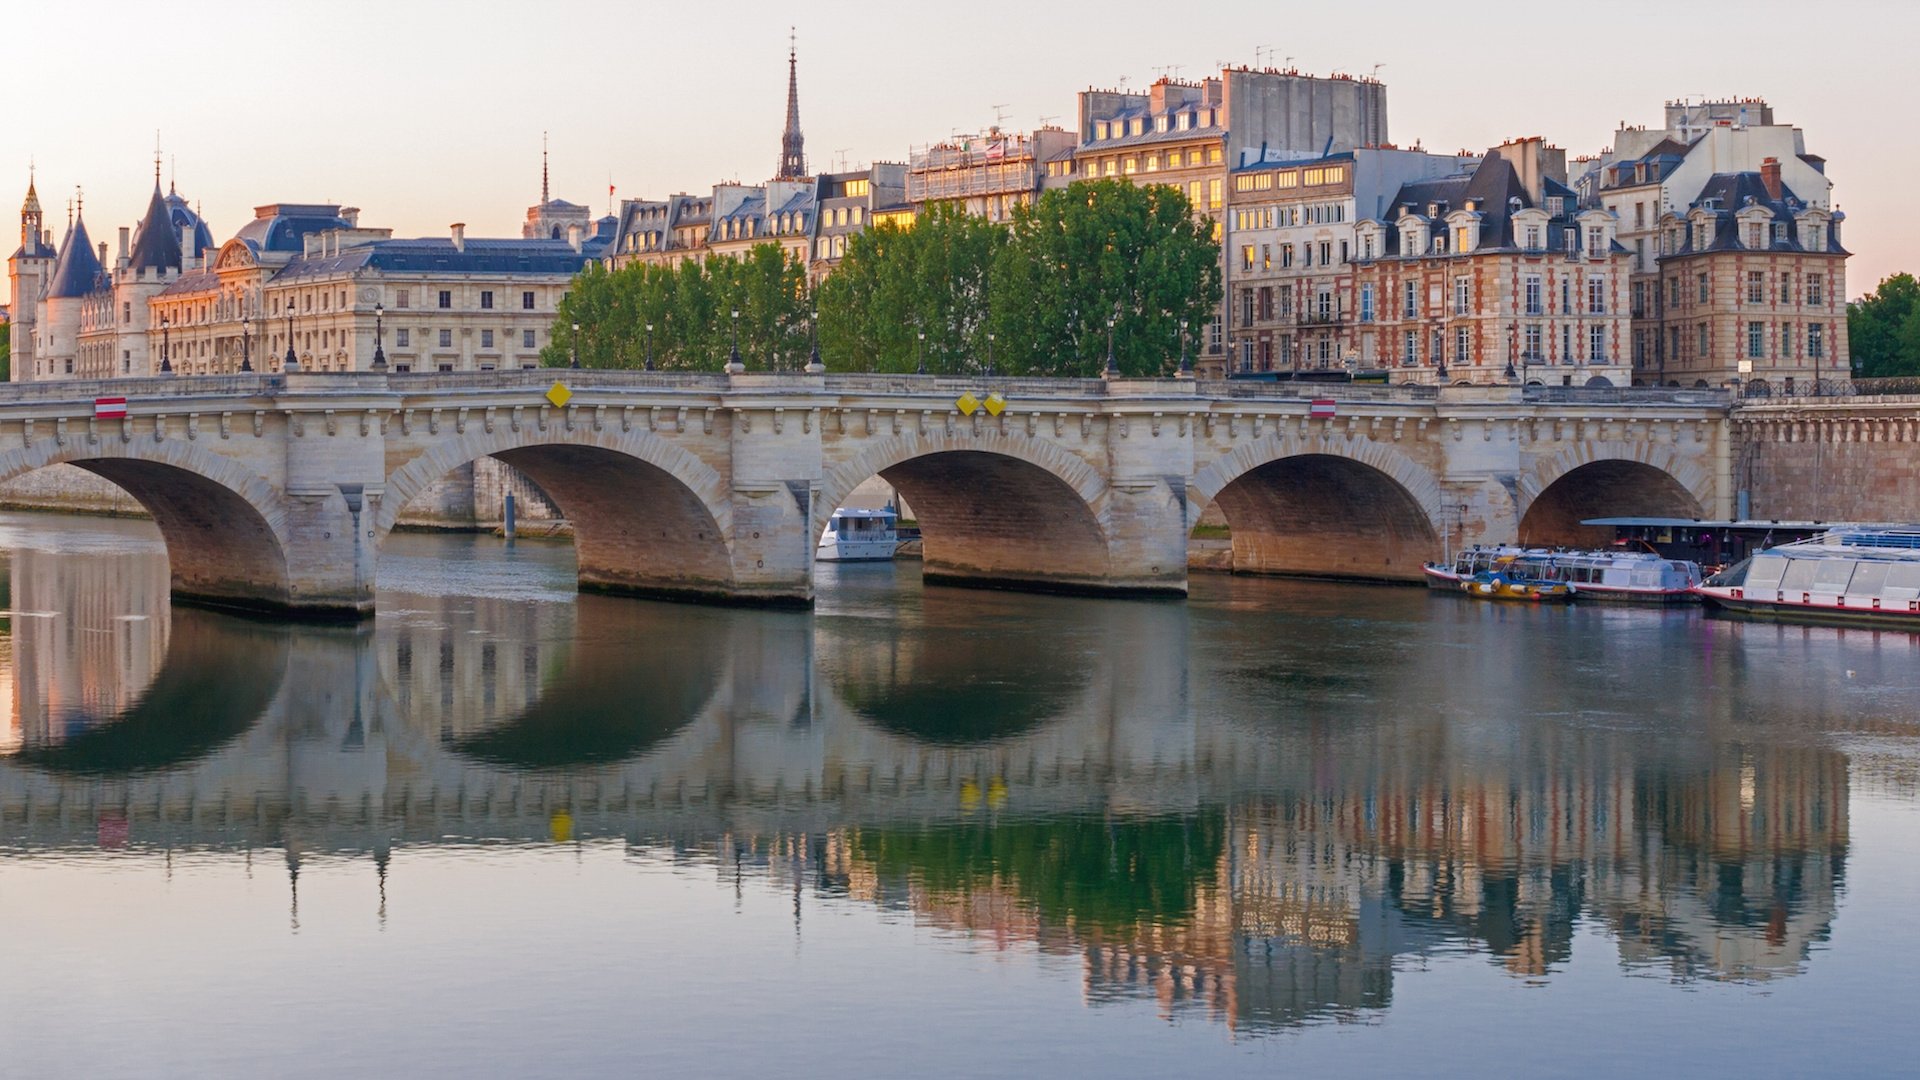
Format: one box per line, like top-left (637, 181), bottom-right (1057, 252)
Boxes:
top-left (5, 0), bottom-right (1915, 304)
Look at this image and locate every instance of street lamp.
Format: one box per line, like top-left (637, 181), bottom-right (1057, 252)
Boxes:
top-left (240, 312), bottom-right (252, 373)
top-left (1178, 318), bottom-right (1192, 376)
top-left (728, 309), bottom-right (742, 371)
top-left (284, 300), bottom-right (298, 372)
top-left (644, 322), bottom-right (655, 371)
top-left (1105, 311), bottom-right (1118, 376)
top-left (371, 301), bottom-right (387, 371)
top-left (915, 328), bottom-right (925, 375)
top-left (570, 321), bottom-right (581, 369)
top-left (986, 331), bottom-right (996, 378)
top-left (1504, 322), bottom-right (1518, 383)
top-left (159, 314), bottom-right (172, 374)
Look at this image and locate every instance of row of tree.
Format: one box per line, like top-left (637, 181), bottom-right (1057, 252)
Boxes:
top-left (544, 180), bottom-right (1223, 378)
top-left (1848, 272), bottom-right (1920, 378)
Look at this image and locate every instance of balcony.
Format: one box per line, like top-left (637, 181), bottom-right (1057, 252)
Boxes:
top-left (1296, 310), bottom-right (1347, 327)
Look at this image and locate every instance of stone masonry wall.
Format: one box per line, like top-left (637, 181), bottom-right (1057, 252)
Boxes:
top-left (1735, 401), bottom-right (1920, 523)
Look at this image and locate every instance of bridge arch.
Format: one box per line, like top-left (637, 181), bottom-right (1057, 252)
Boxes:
top-left (380, 426), bottom-right (740, 603)
top-left (0, 437), bottom-right (294, 612)
top-left (820, 429), bottom-right (1113, 592)
top-left (1191, 435), bottom-right (1443, 582)
top-left (1517, 441), bottom-right (1710, 546)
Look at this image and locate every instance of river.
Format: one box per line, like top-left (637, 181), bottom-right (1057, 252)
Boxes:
top-left (0, 511), bottom-right (1916, 1077)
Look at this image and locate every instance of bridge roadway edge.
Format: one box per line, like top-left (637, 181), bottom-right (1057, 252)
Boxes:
top-left (0, 371), bottom-right (1747, 617)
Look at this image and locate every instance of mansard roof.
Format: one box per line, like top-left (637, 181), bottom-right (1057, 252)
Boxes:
top-left (164, 187), bottom-right (216, 258)
top-left (268, 235), bottom-right (608, 282)
top-left (46, 214), bottom-right (108, 298)
top-left (128, 183), bottom-right (184, 273)
top-left (1665, 171), bottom-right (1849, 257)
top-left (233, 203), bottom-right (354, 255)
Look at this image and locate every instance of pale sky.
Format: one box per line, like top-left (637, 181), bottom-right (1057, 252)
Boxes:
top-left (6, 0), bottom-right (1914, 304)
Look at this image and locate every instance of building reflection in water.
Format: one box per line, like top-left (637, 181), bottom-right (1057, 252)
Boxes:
top-left (0, 536), bottom-right (1872, 1036)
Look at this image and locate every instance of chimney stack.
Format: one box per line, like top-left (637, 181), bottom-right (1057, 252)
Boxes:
top-left (117, 226), bottom-right (130, 265)
top-left (181, 225), bottom-right (195, 268)
top-left (340, 206), bottom-right (359, 227)
top-left (450, 222), bottom-right (466, 253)
top-left (567, 223), bottom-right (582, 252)
top-left (97, 240), bottom-right (108, 266)
top-left (1760, 157), bottom-right (1782, 201)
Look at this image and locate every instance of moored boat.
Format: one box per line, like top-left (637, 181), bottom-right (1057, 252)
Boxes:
top-left (1424, 545), bottom-right (1702, 603)
top-left (1692, 526), bottom-right (1920, 629)
top-left (816, 507), bottom-right (899, 562)
top-left (1458, 559), bottom-right (1574, 602)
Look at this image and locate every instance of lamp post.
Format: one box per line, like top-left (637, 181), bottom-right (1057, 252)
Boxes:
top-left (1178, 318), bottom-right (1192, 377)
top-left (986, 331), bottom-right (996, 378)
top-left (159, 314), bottom-right (172, 374)
top-left (371, 301), bottom-right (387, 371)
top-left (644, 322), bottom-right (655, 371)
top-left (1105, 311), bottom-right (1118, 376)
top-left (806, 308), bottom-right (822, 373)
top-left (240, 312), bottom-right (252, 373)
top-left (569, 322), bottom-right (582, 369)
top-left (1504, 322), bottom-right (1518, 383)
top-left (915, 328), bottom-right (925, 375)
top-left (284, 300), bottom-right (298, 372)
top-left (728, 309), bottom-right (742, 372)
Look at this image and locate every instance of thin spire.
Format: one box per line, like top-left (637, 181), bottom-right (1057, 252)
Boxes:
top-left (778, 29), bottom-right (806, 179)
top-left (154, 129), bottom-right (163, 188)
top-left (541, 132), bottom-right (550, 206)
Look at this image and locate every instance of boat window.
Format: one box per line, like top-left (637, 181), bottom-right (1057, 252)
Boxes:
top-left (1847, 561), bottom-right (1890, 596)
top-left (1745, 555), bottom-right (1787, 590)
top-left (1811, 560), bottom-right (1857, 591)
top-left (1779, 558), bottom-right (1820, 591)
top-left (1884, 563), bottom-right (1920, 593)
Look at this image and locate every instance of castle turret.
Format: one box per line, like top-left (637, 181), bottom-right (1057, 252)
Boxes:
top-left (7, 173), bottom-right (56, 381)
top-left (40, 202), bottom-right (107, 380)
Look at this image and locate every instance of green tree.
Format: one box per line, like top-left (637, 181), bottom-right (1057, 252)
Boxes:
top-left (1847, 272), bottom-right (1920, 378)
top-left (0, 321), bottom-right (9, 382)
top-left (547, 243), bottom-right (813, 371)
top-left (990, 179), bottom-right (1221, 377)
top-left (816, 203), bottom-right (1008, 373)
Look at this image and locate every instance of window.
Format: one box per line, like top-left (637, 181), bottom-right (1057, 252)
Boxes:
top-left (1241, 245), bottom-right (1255, 272)
top-left (1748, 321), bottom-right (1764, 359)
top-left (1562, 324), bottom-right (1572, 361)
top-left (396, 289), bottom-right (411, 309)
top-left (1587, 277), bottom-right (1606, 315)
top-left (1747, 271), bottom-right (1764, 304)
top-left (439, 329), bottom-right (453, 348)
top-left (1561, 278), bottom-right (1571, 315)
top-left (1360, 284), bottom-right (1375, 323)
top-left (480, 329), bottom-right (494, 349)
top-left (1589, 325), bottom-right (1605, 363)
top-left (1525, 324), bottom-right (1543, 360)
top-left (1524, 226), bottom-right (1542, 251)
top-left (1697, 274), bottom-right (1710, 304)
top-left (1586, 226), bottom-right (1604, 254)
top-left (1262, 244), bottom-right (1271, 271)
top-left (523, 329), bottom-right (537, 349)
top-left (396, 329), bottom-right (410, 347)
top-left (122, 301), bottom-right (131, 324)
top-left (1207, 179), bottom-right (1222, 210)
top-left (1455, 326), bottom-right (1471, 365)
top-left (1403, 330), bottom-right (1417, 366)
top-left (1781, 272), bottom-right (1793, 305)
top-left (1809, 323), bottom-right (1825, 359)
top-left (1808, 274), bottom-right (1824, 306)
top-left (1453, 277), bottom-right (1470, 316)
top-left (480, 291), bottom-right (494, 310)
top-left (1698, 324), bottom-right (1709, 356)
top-left (438, 290), bottom-right (452, 309)
top-left (1525, 275), bottom-right (1543, 316)
top-left (1403, 280), bottom-right (1418, 319)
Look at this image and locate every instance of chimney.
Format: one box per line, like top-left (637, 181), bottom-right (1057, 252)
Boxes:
top-left (117, 226), bottom-right (130, 265)
top-left (1760, 157), bottom-right (1782, 201)
top-left (450, 222), bottom-right (466, 253)
top-left (340, 206), bottom-right (360, 227)
top-left (97, 240), bottom-right (108, 266)
top-left (181, 225), bottom-right (195, 268)
top-left (567, 223), bottom-right (583, 253)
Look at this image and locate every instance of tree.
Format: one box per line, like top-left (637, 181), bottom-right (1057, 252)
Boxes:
top-left (990, 179), bottom-right (1221, 377)
top-left (0, 321), bottom-right (9, 382)
top-left (816, 204), bottom-right (1008, 373)
top-left (1847, 272), bottom-right (1920, 378)
top-left (547, 243), bottom-right (813, 371)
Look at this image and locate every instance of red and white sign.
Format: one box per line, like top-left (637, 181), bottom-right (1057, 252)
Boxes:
top-left (1309, 399), bottom-right (1337, 418)
top-left (94, 397), bottom-right (127, 419)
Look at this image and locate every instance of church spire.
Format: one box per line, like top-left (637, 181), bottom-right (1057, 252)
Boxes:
top-left (541, 131), bottom-right (550, 206)
top-left (777, 30), bottom-right (806, 180)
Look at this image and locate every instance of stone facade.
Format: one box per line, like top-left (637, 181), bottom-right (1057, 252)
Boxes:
top-left (1734, 398), bottom-right (1920, 523)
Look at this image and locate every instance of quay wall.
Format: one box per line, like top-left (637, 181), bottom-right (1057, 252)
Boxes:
top-left (1734, 398), bottom-right (1920, 524)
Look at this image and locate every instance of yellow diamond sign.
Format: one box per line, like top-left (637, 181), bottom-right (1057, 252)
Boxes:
top-left (546, 381), bottom-right (573, 408)
top-left (955, 392), bottom-right (981, 416)
top-left (983, 393), bottom-right (1006, 417)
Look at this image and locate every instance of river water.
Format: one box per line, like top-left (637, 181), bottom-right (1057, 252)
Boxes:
top-left (0, 511), bottom-right (1916, 1077)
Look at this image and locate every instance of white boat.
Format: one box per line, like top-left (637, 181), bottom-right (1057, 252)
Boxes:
top-left (1693, 526), bottom-right (1920, 629)
top-left (1424, 545), bottom-right (1702, 603)
top-left (816, 507), bottom-right (899, 562)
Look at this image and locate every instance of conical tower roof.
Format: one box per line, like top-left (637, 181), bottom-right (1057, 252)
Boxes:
top-left (47, 212), bottom-right (106, 297)
top-left (21, 176), bottom-right (40, 216)
top-left (128, 181), bottom-right (183, 273)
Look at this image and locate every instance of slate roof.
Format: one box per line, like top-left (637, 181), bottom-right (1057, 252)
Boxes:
top-left (268, 236), bottom-right (608, 282)
top-left (128, 183), bottom-right (183, 273)
top-left (11, 179), bottom-right (55, 260)
top-left (1370, 156), bottom-right (1611, 257)
top-left (163, 187), bottom-right (216, 258)
top-left (46, 215), bottom-right (107, 298)
top-left (1668, 172), bottom-right (1849, 256)
top-left (233, 204), bottom-right (354, 255)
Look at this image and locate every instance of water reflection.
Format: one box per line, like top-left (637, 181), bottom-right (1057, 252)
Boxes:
top-left (0, 519), bottom-right (1898, 1039)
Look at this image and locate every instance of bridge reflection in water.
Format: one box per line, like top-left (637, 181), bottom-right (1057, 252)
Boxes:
top-left (0, 531), bottom-right (1870, 1035)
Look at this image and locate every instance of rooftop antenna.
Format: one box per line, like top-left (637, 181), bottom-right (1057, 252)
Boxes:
top-left (834, 148), bottom-right (852, 172)
top-left (1371, 62), bottom-right (1385, 80)
top-left (1116, 74), bottom-right (1130, 92)
top-left (1169, 63), bottom-right (1184, 79)
top-left (1253, 45), bottom-right (1270, 67)
top-left (1284, 55), bottom-right (1295, 70)
top-left (991, 103), bottom-right (1011, 128)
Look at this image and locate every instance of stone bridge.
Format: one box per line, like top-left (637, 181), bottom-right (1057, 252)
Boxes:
top-left (0, 370), bottom-right (1734, 616)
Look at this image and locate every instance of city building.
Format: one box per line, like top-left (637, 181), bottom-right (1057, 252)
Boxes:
top-left (1344, 139), bottom-right (1632, 386)
top-left (1224, 146), bottom-right (1477, 374)
top-left (906, 126), bottom-right (1077, 222)
top-left (810, 164), bottom-right (907, 277)
top-left (1648, 166), bottom-right (1848, 388)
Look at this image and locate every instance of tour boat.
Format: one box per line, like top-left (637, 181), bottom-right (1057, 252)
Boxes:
top-left (1457, 557), bottom-right (1574, 602)
top-left (1691, 526), bottom-right (1920, 629)
top-left (816, 507), bottom-right (899, 562)
top-left (1425, 545), bottom-right (1701, 603)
